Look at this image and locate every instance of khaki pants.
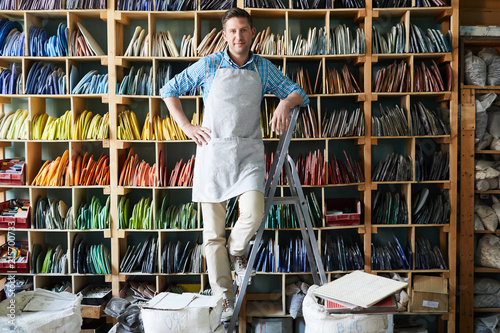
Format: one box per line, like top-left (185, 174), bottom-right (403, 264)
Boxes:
top-left (201, 190), bottom-right (265, 301)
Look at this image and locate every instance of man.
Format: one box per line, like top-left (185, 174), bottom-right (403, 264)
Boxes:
top-left (160, 7), bottom-right (309, 322)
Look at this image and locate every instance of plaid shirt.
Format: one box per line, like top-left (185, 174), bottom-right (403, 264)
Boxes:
top-left (160, 48), bottom-right (309, 106)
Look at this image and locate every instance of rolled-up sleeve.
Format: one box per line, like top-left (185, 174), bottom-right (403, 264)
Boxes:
top-left (263, 59), bottom-right (309, 107)
top-left (160, 58), bottom-right (206, 99)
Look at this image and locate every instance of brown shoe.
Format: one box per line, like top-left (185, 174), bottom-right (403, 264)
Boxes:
top-left (230, 255), bottom-right (256, 286)
top-left (221, 297), bottom-right (234, 322)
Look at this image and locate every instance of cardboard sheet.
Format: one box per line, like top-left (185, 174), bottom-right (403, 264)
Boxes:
top-left (313, 270), bottom-right (408, 308)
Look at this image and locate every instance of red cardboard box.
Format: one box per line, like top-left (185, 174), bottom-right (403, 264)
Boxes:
top-left (325, 198), bottom-right (361, 226)
top-left (0, 159), bottom-right (25, 185)
top-left (0, 199), bottom-right (30, 228)
top-left (0, 241), bottom-right (29, 273)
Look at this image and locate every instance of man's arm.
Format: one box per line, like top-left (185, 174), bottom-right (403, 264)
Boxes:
top-left (160, 58), bottom-right (211, 146)
top-left (262, 58), bottom-right (309, 135)
top-left (163, 97), bottom-right (211, 146)
top-left (269, 92), bottom-right (303, 135)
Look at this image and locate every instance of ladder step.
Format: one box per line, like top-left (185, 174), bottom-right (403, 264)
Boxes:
top-left (267, 196), bottom-right (301, 205)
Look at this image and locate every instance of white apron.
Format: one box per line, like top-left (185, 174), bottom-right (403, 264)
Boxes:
top-left (192, 63), bottom-right (264, 203)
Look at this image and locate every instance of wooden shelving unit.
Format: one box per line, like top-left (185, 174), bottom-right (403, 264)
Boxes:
top-left (459, 42), bottom-right (500, 333)
top-left (0, 0), bottom-right (458, 331)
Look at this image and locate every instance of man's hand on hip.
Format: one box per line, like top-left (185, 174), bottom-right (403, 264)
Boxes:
top-left (182, 123), bottom-right (211, 146)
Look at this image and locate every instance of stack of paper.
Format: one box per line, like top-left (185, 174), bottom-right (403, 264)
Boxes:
top-left (313, 271), bottom-right (407, 313)
top-left (117, 0), bottom-right (153, 10)
top-left (198, 28), bottom-right (227, 57)
top-left (117, 66), bottom-right (153, 96)
top-left (330, 24), bottom-right (365, 55)
top-left (0, 18), bottom-right (24, 56)
top-left (251, 27), bottom-right (286, 56)
top-left (334, 0), bottom-right (364, 8)
top-left (72, 234), bottom-right (111, 274)
top-left (410, 25), bottom-right (451, 53)
top-left (25, 62), bottom-right (66, 95)
top-left (322, 107), bottom-right (365, 137)
top-left (201, 0), bottom-right (234, 10)
top-left (19, 0), bottom-right (63, 10)
top-left (0, 64), bottom-right (22, 94)
top-left (29, 24), bottom-right (68, 57)
top-left (70, 22), bottom-right (105, 56)
top-left (124, 26), bottom-right (149, 57)
top-left (372, 22), bottom-right (406, 54)
top-left (66, 0), bottom-right (106, 9)
top-left (0, 0), bottom-right (16, 9)
top-left (288, 27), bottom-right (328, 56)
top-left (120, 235), bottom-right (158, 273)
top-left (322, 234), bottom-right (364, 271)
top-left (157, 0), bottom-right (197, 10)
top-left (161, 240), bottom-right (204, 273)
top-left (245, 0), bottom-right (285, 8)
top-left (152, 31), bottom-right (178, 57)
top-left (374, 0), bottom-right (410, 7)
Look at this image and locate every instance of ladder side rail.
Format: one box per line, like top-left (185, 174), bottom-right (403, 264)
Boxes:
top-left (285, 155), bottom-right (327, 285)
top-left (283, 156), bottom-right (321, 284)
top-left (263, 107), bottom-right (301, 197)
top-left (292, 200), bottom-right (322, 286)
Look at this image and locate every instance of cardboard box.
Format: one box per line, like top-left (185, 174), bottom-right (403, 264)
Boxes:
top-left (460, 26), bottom-right (489, 36)
top-left (325, 198), bottom-right (361, 226)
top-left (251, 317), bottom-right (293, 333)
top-left (0, 199), bottom-right (30, 228)
top-left (460, 25), bottom-right (500, 37)
top-left (141, 292), bottom-right (222, 333)
top-left (410, 276), bottom-right (448, 313)
top-left (0, 159), bottom-right (25, 185)
top-left (80, 285), bottom-right (112, 305)
top-left (81, 303), bottom-right (106, 319)
top-left (0, 241), bottom-right (29, 273)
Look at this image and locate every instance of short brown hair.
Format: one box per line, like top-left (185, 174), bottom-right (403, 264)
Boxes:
top-left (221, 7), bottom-right (253, 29)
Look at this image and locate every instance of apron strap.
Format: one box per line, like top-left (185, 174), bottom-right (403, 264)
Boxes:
top-left (217, 54), bottom-right (259, 74)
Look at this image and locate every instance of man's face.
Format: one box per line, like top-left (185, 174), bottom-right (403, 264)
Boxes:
top-left (222, 17), bottom-right (256, 59)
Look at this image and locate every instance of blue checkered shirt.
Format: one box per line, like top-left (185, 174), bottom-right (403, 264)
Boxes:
top-left (160, 48), bottom-right (309, 106)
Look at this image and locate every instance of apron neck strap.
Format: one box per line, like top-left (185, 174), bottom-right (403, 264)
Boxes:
top-left (217, 55), bottom-right (259, 74)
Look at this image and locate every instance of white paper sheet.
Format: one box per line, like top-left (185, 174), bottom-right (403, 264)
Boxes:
top-left (313, 270), bottom-right (408, 308)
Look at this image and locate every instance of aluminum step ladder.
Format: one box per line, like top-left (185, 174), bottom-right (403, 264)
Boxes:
top-left (227, 106), bottom-right (327, 332)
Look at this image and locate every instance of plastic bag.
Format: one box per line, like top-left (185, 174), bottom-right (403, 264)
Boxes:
top-left (104, 297), bottom-right (142, 333)
top-left (105, 297), bottom-right (131, 318)
top-left (476, 133), bottom-right (493, 150)
top-left (478, 93), bottom-right (498, 112)
top-left (479, 48), bottom-right (500, 86)
top-left (475, 213), bottom-right (486, 231)
top-left (475, 295), bottom-right (500, 308)
top-left (475, 203), bottom-right (498, 231)
top-left (289, 292), bottom-right (305, 319)
top-left (117, 305), bottom-right (143, 333)
top-left (475, 278), bottom-right (500, 295)
top-left (488, 106), bottom-right (500, 139)
top-left (286, 281), bottom-right (309, 319)
top-left (475, 314), bottom-right (500, 333)
top-left (476, 160), bottom-right (495, 171)
top-left (476, 234), bottom-right (500, 269)
top-left (466, 50), bottom-right (487, 87)
top-left (477, 111), bottom-right (489, 139)
top-left (476, 93), bottom-right (497, 139)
